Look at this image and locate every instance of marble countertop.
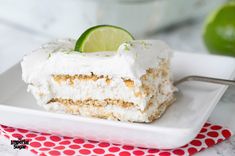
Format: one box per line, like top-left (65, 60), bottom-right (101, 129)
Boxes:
top-left (0, 18), bottom-right (234, 156)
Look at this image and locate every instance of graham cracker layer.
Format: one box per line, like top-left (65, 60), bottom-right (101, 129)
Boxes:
top-left (48, 98), bottom-right (134, 108)
top-left (47, 93), bottom-right (159, 112)
top-left (53, 73), bottom-right (111, 85)
top-left (46, 95), bottom-right (175, 123)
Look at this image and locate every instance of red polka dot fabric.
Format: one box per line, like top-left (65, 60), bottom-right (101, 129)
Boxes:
top-left (0, 123), bottom-right (232, 156)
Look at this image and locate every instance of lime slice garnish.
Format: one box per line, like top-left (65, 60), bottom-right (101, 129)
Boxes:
top-left (74, 25), bottom-right (134, 52)
top-left (203, 2), bottom-right (235, 57)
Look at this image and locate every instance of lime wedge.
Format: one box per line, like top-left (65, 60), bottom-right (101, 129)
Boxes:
top-left (203, 2), bottom-right (235, 57)
top-left (75, 25), bottom-right (134, 52)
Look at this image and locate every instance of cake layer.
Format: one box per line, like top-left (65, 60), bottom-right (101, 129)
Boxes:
top-left (27, 59), bottom-right (174, 111)
top-left (44, 95), bottom-right (175, 122)
top-left (21, 39), bottom-right (172, 85)
top-left (48, 98), bottom-right (135, 109)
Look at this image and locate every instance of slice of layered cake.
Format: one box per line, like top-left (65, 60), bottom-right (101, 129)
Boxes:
top-left (21, 39), bottom-right (175, 122)
top-left (21, 25), bottom-right (175, 122)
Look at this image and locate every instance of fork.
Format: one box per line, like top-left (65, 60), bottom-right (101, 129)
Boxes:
top-left (174, 75), bottom-right (235, 86)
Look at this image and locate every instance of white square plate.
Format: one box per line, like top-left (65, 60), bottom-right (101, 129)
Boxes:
top-left (0, 52), bottom-right (234, 149)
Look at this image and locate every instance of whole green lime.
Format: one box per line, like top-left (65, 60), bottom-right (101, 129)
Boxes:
top-left (203, 2), bottom-right (235, 57)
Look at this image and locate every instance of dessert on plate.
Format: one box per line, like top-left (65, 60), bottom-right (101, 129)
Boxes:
top-left (21, 25), bottom-right (175, 122)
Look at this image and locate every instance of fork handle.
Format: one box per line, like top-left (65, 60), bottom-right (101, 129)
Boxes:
top-left (174, 75), bottom-right (235, 86)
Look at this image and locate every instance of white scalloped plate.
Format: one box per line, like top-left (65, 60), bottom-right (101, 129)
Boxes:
top-left (0, 52), bottom-right (234, 149)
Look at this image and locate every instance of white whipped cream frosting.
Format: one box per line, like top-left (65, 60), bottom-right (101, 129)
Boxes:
top-left (21, 39), bottom-right (172, 85)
